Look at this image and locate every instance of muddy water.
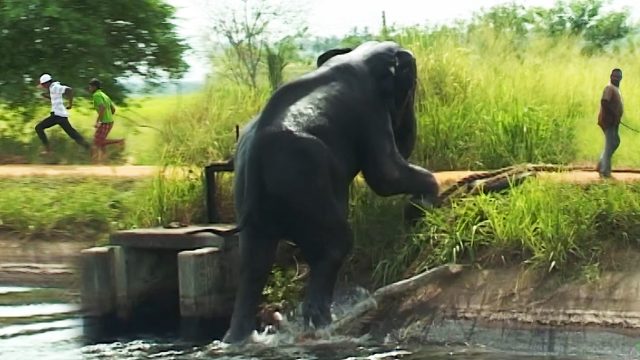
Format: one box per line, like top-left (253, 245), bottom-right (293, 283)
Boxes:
top-left (0, 285), bottom-right (637, 360)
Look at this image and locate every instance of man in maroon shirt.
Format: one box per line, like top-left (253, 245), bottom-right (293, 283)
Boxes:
top-left (596, 68), bottom-right (623, 179)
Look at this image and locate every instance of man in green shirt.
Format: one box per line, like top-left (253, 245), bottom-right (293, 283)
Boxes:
top-left (88, 78), bottom-right (124, 163)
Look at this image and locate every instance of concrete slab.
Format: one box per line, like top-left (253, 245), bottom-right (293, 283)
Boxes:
top-left (80, 247), bottom-right (117, 317)
top-left (109, 224), bottom-right (237, 250)
top-left (179, 247), bottom-right (226, 318)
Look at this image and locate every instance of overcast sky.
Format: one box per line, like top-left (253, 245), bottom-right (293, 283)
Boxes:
top-left (167, 0), bottom-right (639, 81)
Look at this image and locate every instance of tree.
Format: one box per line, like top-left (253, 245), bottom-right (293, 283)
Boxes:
top-left (537, 0), bottom-right (632, 52)
top-left (265, 36), bottom-right (301, 92)
top-left (0, 0), bottom-right (188, 110)
top-left (209, 0), bottom-right (307, 89)
top-left (473, 0), bottom-right (633, 54)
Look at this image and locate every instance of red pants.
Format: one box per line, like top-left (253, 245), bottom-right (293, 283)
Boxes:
top-left (93, 122), bottom-right (114, 147)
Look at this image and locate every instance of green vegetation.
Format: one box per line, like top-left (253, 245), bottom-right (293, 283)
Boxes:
top-left (0, 94), bottom-right (187, 165)
top-left (139, 0), bottom-right (640, 288)
top-left (0, 173), bottom-right (208, 240)
top-left (1, 0), bottom-right (640, 303)
top-left (0, 177), bottom-right (136, 239)
top-left (374, 179), bottom-right (640, 285)
top-left (157, 3), bottom-right (640, 171)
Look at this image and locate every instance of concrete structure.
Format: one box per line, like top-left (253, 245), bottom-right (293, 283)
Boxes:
top-left (80, 224), bottom-right (239, 340)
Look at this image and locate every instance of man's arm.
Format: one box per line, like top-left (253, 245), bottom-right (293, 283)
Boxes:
top-left (600, 86), bottom-right (621, 118)
top-left (63, 87), bottom-right (74, 109)
top-left (41, 93), bottom-right (50, 100)
top-left (110, 103), bottom-right (116, 115)
top-left (601, 99), bottom-right (619, 117)
top-left (96, 104), bottom-right (106, 126)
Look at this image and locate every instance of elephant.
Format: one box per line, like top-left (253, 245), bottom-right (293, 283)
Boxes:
top-left (223, 40), bottom-right (439, 343)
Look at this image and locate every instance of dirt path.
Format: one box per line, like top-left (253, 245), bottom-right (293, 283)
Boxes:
top-left (1, 164), bottom-right (640, 184)
top-left (0, 164), bottom-right (157, 178)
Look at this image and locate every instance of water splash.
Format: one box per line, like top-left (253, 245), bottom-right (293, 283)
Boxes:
top-left (0, 286), bottom-right (34, 295)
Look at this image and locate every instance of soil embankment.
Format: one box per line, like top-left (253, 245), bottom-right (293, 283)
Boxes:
top-left (350, 263), bottom-right (640, 342)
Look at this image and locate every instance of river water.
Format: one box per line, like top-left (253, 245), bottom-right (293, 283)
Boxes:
top-left (1, 286), bottom-right (638, 360)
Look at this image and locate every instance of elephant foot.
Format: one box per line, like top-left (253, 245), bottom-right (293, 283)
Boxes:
top-left (303, 301), bottom-right (332, 330)
top-left (222, 321), bottom-right (257, 344)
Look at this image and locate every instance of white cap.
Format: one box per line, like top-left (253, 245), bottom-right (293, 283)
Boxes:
top-left (39, 73), bottom-right (52, 84)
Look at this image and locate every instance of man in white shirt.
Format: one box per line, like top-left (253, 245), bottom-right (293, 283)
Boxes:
top-left (36, 73), bottom-right (91, 155)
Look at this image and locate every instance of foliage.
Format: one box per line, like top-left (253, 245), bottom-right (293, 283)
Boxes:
top-left (263, 266), bottom-right (304, 305)
top-left (209, 0), bottom-right (307, 89)
top-left (113, 167), bottom-right (213, 230)
top-left (474, 0), bottom-right (634, 53)
top-left (0, 177), bottom-right (136, 239)
top-left (0, 171), bottom-right (209, 240)
top-left (0, 0), bottom-right (188, 113)
top-left (265, 36), bottom-right (302, 92)
top-left (158, 83), bottom-right (269, 166)
top-left (373, 180), bottom-right (640, 284)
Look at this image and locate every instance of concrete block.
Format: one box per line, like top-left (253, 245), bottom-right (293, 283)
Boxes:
top-left (113, 246), bottom-right (179, 321)
top-left (178, 247), bottom-right (235, 318)
top-left (80, 246), bottom-right (116, 317)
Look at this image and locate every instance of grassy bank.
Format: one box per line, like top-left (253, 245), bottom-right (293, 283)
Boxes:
top-left (2, 174), bottom-right (639, 290)
top-left (0, 171), bottom-right (209, 241)
top-left (368, 179), bottom-right (640, 286)
top-left (0, 177), bottom-right (134, 240)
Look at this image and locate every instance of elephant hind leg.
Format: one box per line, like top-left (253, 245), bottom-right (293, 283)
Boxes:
top-left (293, 219), bottom-right (354, 330)
top-left (223, 227), bottom-right (279, 343)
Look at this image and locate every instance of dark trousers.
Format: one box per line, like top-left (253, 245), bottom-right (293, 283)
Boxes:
top-left (597, 123), bottom-right (620, 178)
top-left (35, 113), bottom-right (90, 150)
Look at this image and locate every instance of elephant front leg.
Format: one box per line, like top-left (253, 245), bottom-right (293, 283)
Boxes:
top-left (364, 161), bottom-right (439, 203)
top-left (223, 229), bottom-right (279, 343)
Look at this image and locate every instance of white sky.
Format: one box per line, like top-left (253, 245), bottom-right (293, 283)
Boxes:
top-left (168, 0), bottom-right (639, 81)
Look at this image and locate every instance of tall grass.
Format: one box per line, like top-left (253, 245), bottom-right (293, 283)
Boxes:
top-left (0, 172), bottom-right (210, 240)
top-left (157, 25), bottom-right (640, 170)
top-left (0, 177), bottom-right (136, 239)
top-left (373, 179), bottom-right (640, 284)
top-left (395, 27), bottom-right (640, 170)
top-left (158, 84), bottom-right (269, 166)
top-left (120, 167), bottom-right (208, 229)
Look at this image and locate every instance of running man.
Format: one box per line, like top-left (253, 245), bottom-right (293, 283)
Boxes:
top-left (88, 78), bottom-right (125, 163)
top-left (36, 73), bottom-right (91, 154)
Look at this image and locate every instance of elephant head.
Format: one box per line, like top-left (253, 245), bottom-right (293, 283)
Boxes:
top-left (317, 43), bottom-right (418, 160)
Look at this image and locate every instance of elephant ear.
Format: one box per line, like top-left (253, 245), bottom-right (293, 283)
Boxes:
top-left (392, 50), bottom-right (418, 159)
top-left (316, 48), bottom-right (353, 68)
top-left (392, 50), bottom-right (417, 110)
top-left (376, 49), bottom-right (417, 159)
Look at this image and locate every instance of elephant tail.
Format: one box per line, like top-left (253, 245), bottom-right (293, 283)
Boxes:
top-left (233, 123), bottom-right (263, 231)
